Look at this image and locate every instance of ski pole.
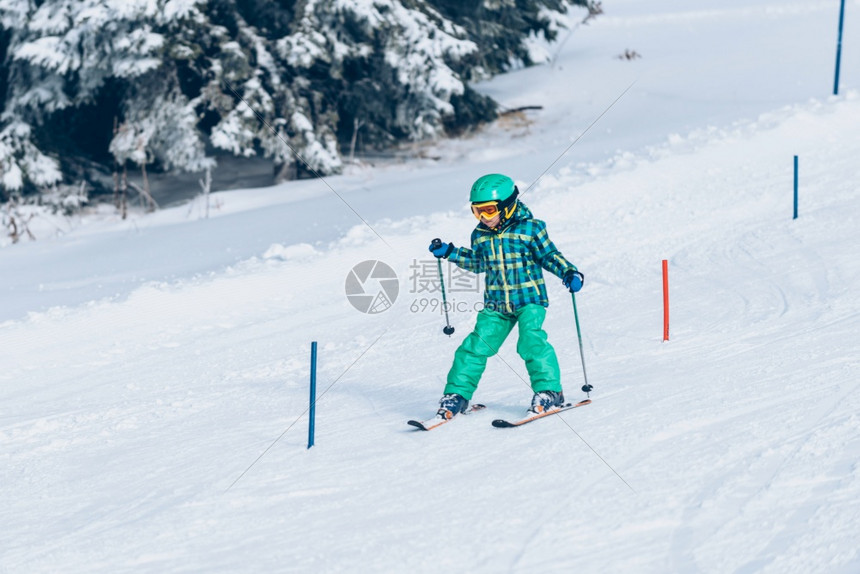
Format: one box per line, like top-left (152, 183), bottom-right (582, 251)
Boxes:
top-left (571, 291), bottom-right (593, 397)
top-left (431, 238), bottom-right (456, 336)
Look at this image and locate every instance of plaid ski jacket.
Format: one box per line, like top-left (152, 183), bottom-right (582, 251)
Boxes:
top-left (449, 202), bottom-right (576, 314)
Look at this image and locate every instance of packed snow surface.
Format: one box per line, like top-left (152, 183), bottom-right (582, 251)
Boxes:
top-left (2, 1), bottom-right (859, 572)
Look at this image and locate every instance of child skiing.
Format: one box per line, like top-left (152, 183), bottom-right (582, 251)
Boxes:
top-left (426, 173), bottom-right (584, 423)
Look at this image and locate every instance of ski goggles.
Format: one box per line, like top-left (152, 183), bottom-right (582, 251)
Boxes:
top-left (471, 201), bottom-right (500, 220)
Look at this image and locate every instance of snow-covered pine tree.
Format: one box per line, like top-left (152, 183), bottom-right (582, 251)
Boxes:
top-left (0, 0), bottom-right (591, 200)
top-left (194, 3), bottom-right (341, 182)
top-left (0, 0), bottom-right (214, 198)
top-left (433, 0), bottom-right (591, 77)
top-left (279, 0), bottom-right (490, 152)
top-left (0, 0), bottom-right (343, 194)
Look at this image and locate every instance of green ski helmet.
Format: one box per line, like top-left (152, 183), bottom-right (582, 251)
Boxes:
top-left (470, 173), bottom-right (517, 203)
top-left (470, 174), bottom-right (519, 225)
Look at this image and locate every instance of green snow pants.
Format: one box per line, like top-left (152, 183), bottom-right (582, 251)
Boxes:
top-left (444, 304), bottom-right (562, 400)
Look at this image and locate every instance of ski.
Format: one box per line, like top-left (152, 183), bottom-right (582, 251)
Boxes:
top-left (492, 399), bottom-right (591, 428)
top-left (408, 404), bottom-right (486, 431)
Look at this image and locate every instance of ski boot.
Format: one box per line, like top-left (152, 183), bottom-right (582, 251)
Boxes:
top-left (529, 390), bottom-right (565, 414)
top-left (437, 393), bottom-right (469, 420)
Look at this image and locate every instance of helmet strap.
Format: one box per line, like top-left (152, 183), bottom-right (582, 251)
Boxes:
top-left (498, 186), bottom-right (519, 221)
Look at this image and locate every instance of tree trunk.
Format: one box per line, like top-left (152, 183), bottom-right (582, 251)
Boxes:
top-left (9, 216), bottom-right (19, 244)
top-left (121, 164), bottom-right (128, 220)
top-left (141, 163), bottom-right (154, 212)
top-left (349, 117), bottom-right (364, 164)
top-left (112, 117), bottom-right (120, 209)
top-left (199, 166), bottom-right (212, 219)
top-left (274, 159), bottom-right (297, 183)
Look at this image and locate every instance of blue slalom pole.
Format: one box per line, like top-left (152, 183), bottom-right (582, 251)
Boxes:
top-left (308, 341), bottom-right (317, 449)
top-left (793, 155), bottom-right (799, 220)
top-left (834, 0), bottom-right (846, 95)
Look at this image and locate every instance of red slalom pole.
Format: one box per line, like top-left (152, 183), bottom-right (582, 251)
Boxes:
top-left (662, 260), bottom-right (669, 341)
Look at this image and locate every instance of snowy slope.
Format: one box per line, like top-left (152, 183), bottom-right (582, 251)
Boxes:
top-left (2, 1), bottom-right (860, 573)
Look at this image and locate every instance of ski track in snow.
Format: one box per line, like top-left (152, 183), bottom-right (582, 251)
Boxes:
top-left (3, 1), bottom-right (860, 572)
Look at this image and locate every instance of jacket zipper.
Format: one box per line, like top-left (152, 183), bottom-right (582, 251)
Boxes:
top-left (525, 266), bottom-right (540, 295)
top-left (493, 237), bottom-right (511, 311)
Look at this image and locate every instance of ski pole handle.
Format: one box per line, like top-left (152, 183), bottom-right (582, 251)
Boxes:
top-left (430, 237), bottom-right (445, 259)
